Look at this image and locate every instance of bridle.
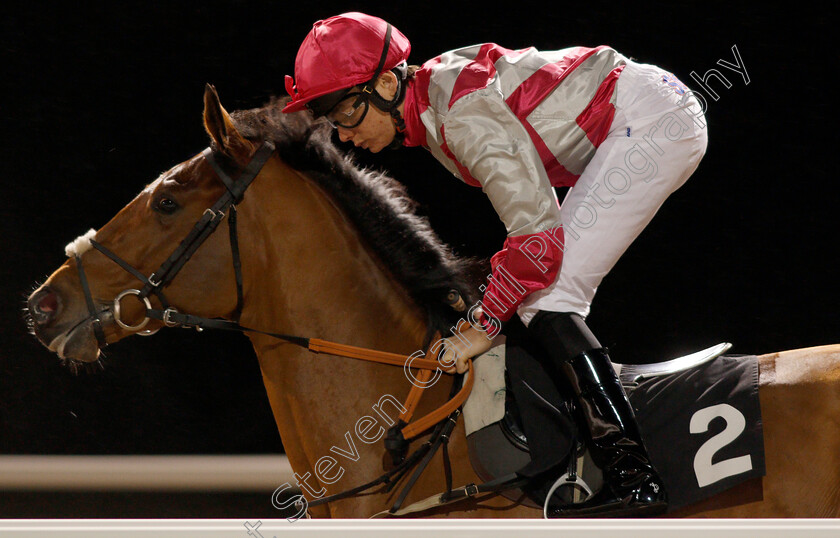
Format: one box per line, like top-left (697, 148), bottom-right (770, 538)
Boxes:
top-left (74, 141), bottom-right (275, 346)
top-left (70, 137), bottom-right (472, 438)
top-left (69, 140), bottom-right (521, 516)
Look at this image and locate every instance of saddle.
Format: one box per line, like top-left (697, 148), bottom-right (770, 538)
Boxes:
top-left (464, 336), bottom-right (765, 512)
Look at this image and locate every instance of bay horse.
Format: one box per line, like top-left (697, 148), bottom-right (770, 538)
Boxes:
top-left (26, 86), bottom-right (840, 518)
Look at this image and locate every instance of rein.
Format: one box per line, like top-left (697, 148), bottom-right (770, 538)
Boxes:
top-left (71, 141), bottom-right (503, 514)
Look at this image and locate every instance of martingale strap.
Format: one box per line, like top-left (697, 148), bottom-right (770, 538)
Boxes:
top-left (304, 373), bottom-right (465, 512)
top-left (377, 472), bottom-right (530, 518)
top-left (389, 407), bottom-right (461, 513)
top-left (150, 308), bottom-right (483, 514)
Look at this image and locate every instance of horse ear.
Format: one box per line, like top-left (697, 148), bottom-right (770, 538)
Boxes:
top-left (203, 84), bottom-right (251, 163)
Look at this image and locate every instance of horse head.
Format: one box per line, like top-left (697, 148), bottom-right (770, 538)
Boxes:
top-left (27, 85), bottom-right (270, 369)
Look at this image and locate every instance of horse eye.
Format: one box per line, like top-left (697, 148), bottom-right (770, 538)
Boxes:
top-left (156, 197), bottom-right (179, 214)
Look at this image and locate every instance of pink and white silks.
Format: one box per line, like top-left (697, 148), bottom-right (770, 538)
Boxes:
top-left (402, 43), bottom-right (708, 326)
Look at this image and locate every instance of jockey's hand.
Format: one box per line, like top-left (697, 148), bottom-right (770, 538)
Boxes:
top-left (438, 324), bottom-right (494, 374)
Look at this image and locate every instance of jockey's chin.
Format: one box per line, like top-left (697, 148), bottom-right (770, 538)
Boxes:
top-left (354, 135), bottom-right (391, 154)
top-left (367, 138), bottom-right (392, 153)
top-left (371, 129), bottom-right (406, 153)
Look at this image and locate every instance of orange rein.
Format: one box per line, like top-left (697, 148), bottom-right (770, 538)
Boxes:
top-left (307, 338), bottom-right (473, 439)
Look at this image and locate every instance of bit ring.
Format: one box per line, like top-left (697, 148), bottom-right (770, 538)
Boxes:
top-left (113, 289), bottom-right (152, 331)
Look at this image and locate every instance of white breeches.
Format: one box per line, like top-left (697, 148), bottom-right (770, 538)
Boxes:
top-left (518, 61), bottom-right (709, 325)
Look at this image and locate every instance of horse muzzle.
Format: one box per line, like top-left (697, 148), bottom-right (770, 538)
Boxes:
top-left (27, 284), bottom-right (109, 364)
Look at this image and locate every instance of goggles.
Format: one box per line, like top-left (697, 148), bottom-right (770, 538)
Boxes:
top-left (323, 91), bottom-right (371, 129)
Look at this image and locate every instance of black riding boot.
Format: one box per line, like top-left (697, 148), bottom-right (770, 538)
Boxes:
top-left (528, 311), bottom-right (667, 518)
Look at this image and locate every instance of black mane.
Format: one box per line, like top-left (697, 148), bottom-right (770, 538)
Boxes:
top-left (228, 97), bottom-right (485, 345)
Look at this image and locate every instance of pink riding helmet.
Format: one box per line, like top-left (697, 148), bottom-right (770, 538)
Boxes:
top-left (282, 12), bottom-right (411, 114)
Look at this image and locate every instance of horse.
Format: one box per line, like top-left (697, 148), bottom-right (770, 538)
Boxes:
top-left (26, 85), bottom-right (840, 518)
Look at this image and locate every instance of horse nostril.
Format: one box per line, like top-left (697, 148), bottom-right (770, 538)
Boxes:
top-left (29, 287), bottom-right (59, 324)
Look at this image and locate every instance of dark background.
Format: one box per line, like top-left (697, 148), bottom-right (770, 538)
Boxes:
top-left (1, 0), bottom-right (835, 470)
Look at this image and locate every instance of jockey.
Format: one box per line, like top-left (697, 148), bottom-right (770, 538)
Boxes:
top-left (283, 12), bottom-right (707, 517)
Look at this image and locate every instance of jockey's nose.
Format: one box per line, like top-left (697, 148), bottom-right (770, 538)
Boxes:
top-left (28, 286), bottom-right (60, 326)
top-left (337, 127), bottom-right (353, 143)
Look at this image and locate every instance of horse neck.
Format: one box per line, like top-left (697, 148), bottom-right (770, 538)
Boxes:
top-left (234, 157), bottom-right (439, 512)
top-left (237, 157), bottom-right (428, 351)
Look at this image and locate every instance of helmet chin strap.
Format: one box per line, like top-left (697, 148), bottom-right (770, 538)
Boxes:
top-left (356, 23), bottom-right (409, 150)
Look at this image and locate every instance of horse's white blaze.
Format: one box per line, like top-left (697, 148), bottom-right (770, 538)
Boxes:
top-left (64, 229), bottom-right (97, 258)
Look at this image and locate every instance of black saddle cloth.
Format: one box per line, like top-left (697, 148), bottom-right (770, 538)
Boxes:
top-left (477, 318), bottom-right (765, 511)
